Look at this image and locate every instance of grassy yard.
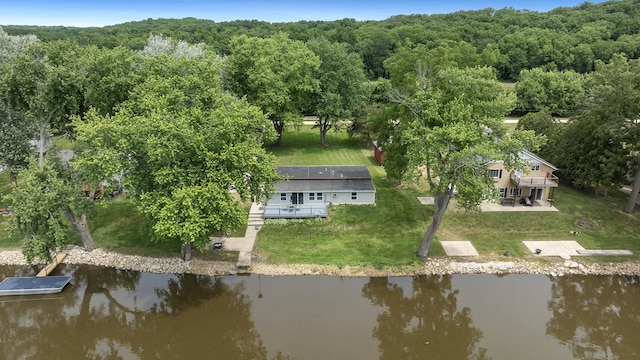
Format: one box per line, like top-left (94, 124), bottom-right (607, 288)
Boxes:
top-left (0, 170), bottom-right (250, 257)
top-left (256, 126), bottom-right (640, 266)
top-left (2, 126), bottom-right (639, 266)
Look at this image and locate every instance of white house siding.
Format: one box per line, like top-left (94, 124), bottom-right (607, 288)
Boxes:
top-left (267, 190), bottom-right (375, 206)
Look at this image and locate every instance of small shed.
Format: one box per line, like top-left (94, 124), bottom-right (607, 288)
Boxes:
top-left (373, 141), bottom-right (385, 165)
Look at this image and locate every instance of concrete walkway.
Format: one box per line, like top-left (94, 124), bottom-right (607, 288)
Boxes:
top-left (442, 240), bottom-right (633, 260)
top-left (523, 241), bottom-right (585, 260)
top-left (523, 240), bottom-right (633, 259)
top-left (209, 202), bottom-right (264, 270)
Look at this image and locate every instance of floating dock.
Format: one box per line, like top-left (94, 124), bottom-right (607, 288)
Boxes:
top-left (0, 276), bottom-right (72, 296)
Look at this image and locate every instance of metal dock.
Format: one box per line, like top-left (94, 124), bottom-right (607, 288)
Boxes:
top-left (0, 276), bottom-right (72, 296)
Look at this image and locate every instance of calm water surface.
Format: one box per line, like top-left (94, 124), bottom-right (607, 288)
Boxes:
top-left (1, 264), bottom-right (639, 359)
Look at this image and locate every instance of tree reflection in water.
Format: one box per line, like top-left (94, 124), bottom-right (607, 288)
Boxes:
top-left (546, 275), bottom-right (640, 360)
top-left (0, 265), bottom-right (282, 360)
top-left (145, 274), bottom-right (269, 359)
top-left (362, 275), bottom-right (488, 360)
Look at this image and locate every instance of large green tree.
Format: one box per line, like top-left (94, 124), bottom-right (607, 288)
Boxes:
top-left (74, 54), bottom-right (279, 260)
top-left (0, 27), bottom-right (39, 183)
top-left (306, 38), bottom-right (369, 146)
top-left (570, 54), bottom-right (640, 213)
top-left (3, 156), bottom-right (96, 263)
top-left (225, 33), bottom-right (320, 144)
top-left (4, 41), bottom-right (84, 165)
top-left (80, 45), bottom-right (136, 116)
top-left (390, 66), bottom-right (540, 257)
top-left (515, 68), bottom-right (587, 116)
top-left (515, 110), bottom-right (564, 166)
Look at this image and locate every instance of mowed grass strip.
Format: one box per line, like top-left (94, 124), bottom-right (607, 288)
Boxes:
top-left (439, 185), bottom-right (640, 260)
top-left (258, 126), bottom-right (640, 265)
top-left (258, 126), bottom-right (432, 266)
top-left (2, 126), bottom-right (639, 265)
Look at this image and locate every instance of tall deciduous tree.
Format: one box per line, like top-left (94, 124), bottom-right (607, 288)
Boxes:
top-left (515, 68), bottom-right (587, 116)
top-left (225, 33), bottom-right (320, 144)
top-left (0, 26), bottom-right (39, 63)
top-left (0, 27), bottom-right (39, 183)
top-left (3, 156), bottom-right (96, 263)
top-left (390, 67), bottom-right (540, 257)
top-left (80, 45), bottom-right (136, 116)
top-left (306, 38), bottom-right (369, 146)
top-left (574, 54), bottom-right (640, 213)
top-left (0, 88), bottom-right (35, 186)
top-left (516, 110), bottom-right (565, 165)
top-left (74, 54), bottom-right (279, 260)
top-left (5, 41), bottom-right (84, 166)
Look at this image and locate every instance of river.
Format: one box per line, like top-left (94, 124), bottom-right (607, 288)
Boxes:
top-left (1, 264), bottom-right (639, 359)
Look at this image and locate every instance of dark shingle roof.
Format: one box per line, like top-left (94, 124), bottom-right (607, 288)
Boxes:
top-left (274, 166), bottom-right (375, 192)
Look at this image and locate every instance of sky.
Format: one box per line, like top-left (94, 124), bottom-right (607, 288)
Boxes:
top-left (0, 0), bottom-right (608, 28)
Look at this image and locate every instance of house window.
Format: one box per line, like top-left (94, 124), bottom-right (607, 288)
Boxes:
top-left (309, 193), bottom-right (315, 200)
top-left (351, 192), bottom-right (357, 200)
top-left (489, 169), bottom-right (502, 178)
top-left (509, 188), bottom-right (522, 196)
top-left (280, 193), bottom-right (287, 201)
top-left (498, 188), bottom-right (506, 198)
top-left (316, 193), bottom-right (323, 201)
top-left (531, 165), bottom-right (540, 171)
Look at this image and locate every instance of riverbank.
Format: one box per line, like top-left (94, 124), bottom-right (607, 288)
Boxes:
top-left (1, 247), bottom-right (640, 277)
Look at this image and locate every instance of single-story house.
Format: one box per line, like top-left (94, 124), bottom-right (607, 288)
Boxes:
top-left (488, 150), bottom-right (559, 206)
top-left (264, 165), bottom-right (376, 219)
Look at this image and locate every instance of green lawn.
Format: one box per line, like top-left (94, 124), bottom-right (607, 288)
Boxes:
top-left (440, 186), bottom-right (640, 258)
top-left (256, 126), bottom-right (640, 266)
top-left (0, 170), bottom-right (250, 257)
top-left (258, 127), bottom-right (431, 266)
top-left (2, 126), bottom-right (639, 266)
top-left (52, 135), bottom-right (74, 150)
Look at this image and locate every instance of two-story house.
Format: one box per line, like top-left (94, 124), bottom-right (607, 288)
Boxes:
top-left (488, 150), bottom-right (559, 206)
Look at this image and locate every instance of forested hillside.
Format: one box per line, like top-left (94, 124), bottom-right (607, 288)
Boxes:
top-left (3, 0), bottom-right (640, 80)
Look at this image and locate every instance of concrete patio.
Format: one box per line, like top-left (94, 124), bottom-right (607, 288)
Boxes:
top-left (441, 241), bottom-right (479, 256)
top-left (481, 200), bottom-right (558, 212)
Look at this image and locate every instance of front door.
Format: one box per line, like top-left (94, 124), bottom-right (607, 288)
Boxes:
top-left (290, 192), bottom-right (304, 205)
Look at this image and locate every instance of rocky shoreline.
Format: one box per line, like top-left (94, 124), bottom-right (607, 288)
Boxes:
top-left (1, 248), bottom-right (640, 277)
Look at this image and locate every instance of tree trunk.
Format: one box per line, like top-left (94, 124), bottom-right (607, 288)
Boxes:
top-left (418, 192), bottom-right (452, 257)
top-left (10, 171), bottom-right (18, 187)
top-left (623, 162), bottom-right (640, 214)
top-left (319, 116), bottom-right (330, 146)
top-left (273, 120), bottom-right (284, 146)
top-left (181, 244), bottom-right (192, 261)
top-left (64, 206), bottom-right (96, 251)
top-left (38, 121), bottom-right (47, 167)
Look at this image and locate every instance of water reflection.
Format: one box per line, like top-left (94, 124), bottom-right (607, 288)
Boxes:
top-left (2, 266), bottom-right (640, 359)
top-left (147, 274), bottom-right (268, 359)
top-left (0, 265), bottom-right (272, 360)
top-left (363, 276), bottom-right (488, 360)
top-left (546, 275), bottom-right (640, 360)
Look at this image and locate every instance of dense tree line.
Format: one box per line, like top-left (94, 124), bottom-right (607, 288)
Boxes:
top-left (3, 0), bottom-right (640, 80)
